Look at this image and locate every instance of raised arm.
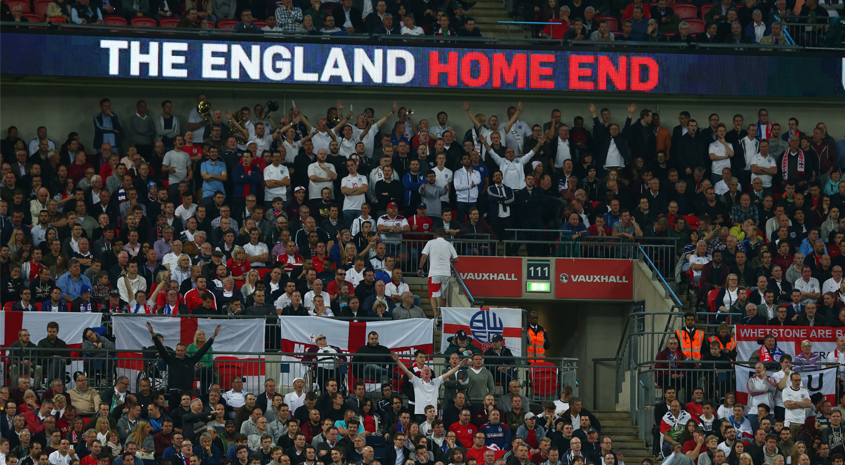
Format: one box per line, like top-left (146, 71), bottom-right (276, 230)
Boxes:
top-left (503, 101), bottom-right (522, 133)
top-left (462, 101), bottom-right (483, 130)
top-left (391, 351), bottom-right (414, 378)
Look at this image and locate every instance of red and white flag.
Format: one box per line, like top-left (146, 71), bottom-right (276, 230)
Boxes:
top-left (440, 307), bottom-right (523, 357)
top-left (113, 315), bottom-right (265, 392)
top-left (0, 312), bottom-right (102, 387)
top-left (279, 317), bottom-right (434, 390)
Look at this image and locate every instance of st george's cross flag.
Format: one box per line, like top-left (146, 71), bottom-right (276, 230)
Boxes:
top-left (0, 312), bottom-right (103, 388)
top-left (113, 315), bottom-right (265, 392)
top-left (279, 317), bottom-right (434, 390)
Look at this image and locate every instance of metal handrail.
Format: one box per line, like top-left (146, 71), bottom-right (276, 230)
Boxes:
top-left (638, 244), bottom-right (682, 306)
top-left (451, 262), bottom-right (482, 308)
top-left (774, 14), bottom-right (797, 45)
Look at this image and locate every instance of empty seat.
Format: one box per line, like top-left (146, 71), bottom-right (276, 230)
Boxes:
top-left (217, 19), bottom-right (238, 29)
top-left (685, 18), bottom-right (705, 34)
top-left (159, 16), bottom-right (180, 27)
top-left (104, 14), bottom-right (127, 25)
top-left (130, 16), bottom-right (158, 27)
top-left (700, 3), bottom-right (714, 16)
top-left (674, 3), bottom-right (698, 19)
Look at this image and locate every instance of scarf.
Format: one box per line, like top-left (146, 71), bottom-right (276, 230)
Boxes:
top-left (758, 345), bottom-right (784, 362)
top-left (79, 301), bottom-right (92, 313)
top-left (756, 121), bottom-right (773, 140)
top-left (132, 301), bottom-right (151, 314)
top-left (781, 149), bottom-right (805, 181)
top-left (163, 302), bottom-right (176, 315)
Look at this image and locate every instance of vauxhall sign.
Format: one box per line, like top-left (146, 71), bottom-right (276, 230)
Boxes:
top-left (555, 259), bottom-right (633, 300)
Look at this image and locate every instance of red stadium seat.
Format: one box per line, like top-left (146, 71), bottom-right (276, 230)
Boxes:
top-left (234, 280), bottom-right (245, 290)
top-left (217, 19), bottom-right (238, 29)
top-left (683, 215), bottom-right (700, 230)
top-left (5, 0), bottom-right (30, 12)
top-left (160, 16), bottom-right (180, 27)
top-left (130, 16), bottom-right (158, 27)
top-left (104, 15), bottom-right (127, 25)
top-left (664, 31), bottom-right (677, 38)
top-left (529, 362), bottom-right (558, 396)
top-left (700, 3), bottom-right (714, 16)
top-left (595, 15), bottom-right (618, 31)
top-left (685, 18), bottom-right (705, 34)
top-left (22, 12), bottom-right (40, 22)
top-left (257, 268), bottom-right (271, 279)
top-left (49, 16), bottom-right (65, 22)
top-left (253, 20), bottom-right (266, 28)
top-left (707, 289), bottom-right (719, 312)
top-left (34, 0), bottom-right (50, 20)
top-left (206, 20), bottom-right (215, 28)
top-left (674, 3), bottom-right (698, 18)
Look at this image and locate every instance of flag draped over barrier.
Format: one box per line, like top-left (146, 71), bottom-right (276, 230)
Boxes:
top-left (440, 308), bottom-right (523, 356)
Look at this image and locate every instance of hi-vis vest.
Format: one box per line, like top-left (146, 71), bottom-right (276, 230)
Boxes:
top-left (528, 326), bottom-right (547, 363)
top-left (675, 328), bottom-right (705, 360)
top-left (708, 335), bottom-right (737, 352)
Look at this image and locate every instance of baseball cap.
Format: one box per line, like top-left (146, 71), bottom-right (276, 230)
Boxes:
top-left (109, 289), bottom-right (120, 297)
top-left (693, 426), bottom-right (705, 434)
top-left (456, 329), bottom-right (468, 340)
top-left (587, 427), bottom-right (599, 434)
top-left (491, 334), bottom-right (504, 343)
top-left (148, 181), bottom-right (157, 190)
top-left (80, 285), bottom-right (92, 295)
top-left (387, 202), bottom-right (398, 209)
top-left (294, 186), bottom-right (306, 192)
top-left (212, 250), bottom-right (225, 257)
top-left (417, 202), bottom-right (427, 210)
top-left (524, 412), bottom-right (536, 421)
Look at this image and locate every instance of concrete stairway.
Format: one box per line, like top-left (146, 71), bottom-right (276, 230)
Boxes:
top-left (594, 411), bottom-right (654, 463)
top-left (466, 0), bottom-right (525, 38)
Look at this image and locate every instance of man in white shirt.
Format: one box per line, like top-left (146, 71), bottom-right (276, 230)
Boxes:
top-left (794, 266), bottom-right (820, 304)
top-left (750, 139), bottom-right (777, 190)
top-left (504, 105), bottom-right (533, 153)
top-left (400, 13), bottom-right (424, 35)
top-left (243, 228), bottom-right (269, 268)
top-left (253, 123), bottom-right (272, 157)
top-left (309, 118), bottom-right (335, 155)
top-left (552, 125), bottom-right (572, 169)
top-left (392, 351), bottom-right (467, 418)
top-left (117, 262), bottom-right (147, 304)
top-left (307, 149), bottom-right (338, 200)
top-left (384, 268), bottom-right (409, 304)
top-left (771, 354), bottom-right (792, 423)
top-left (740, 125), bottom-right (760, 187)
top-left (484, 136), bottom-right (546, 190)
top-left (376, 202), bottom-right (410, 256)
top-left (418, 229), bottom-right (458, 317)
top-left (162, 240), bottom-right (188, 271)
top-left (341, 159), bottom-right (368, 226)
top-left (304, 280), bottom-right (331, 311)
top-left (264, 151), bottom-right (291, 210)
top-left (162, 136), bottom-right (191, 197)
top-left (782, 371), bottom-right (811, 435)
top-left (48, 439), bottom-right (75, 465)
top-left (223, 377), bottom-right (249, 412)
top-left (824, 266), bottom-right (844, 295)
top-left (453, 153), bottom-right (481, 223)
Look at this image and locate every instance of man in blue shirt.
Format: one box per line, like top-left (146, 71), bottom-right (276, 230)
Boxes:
top-left (200, 147), bottom-right (227, 200)
top-left (57, 259), bottom-right (92, 303)
top-left (234, 10), bottom-right (263, 33)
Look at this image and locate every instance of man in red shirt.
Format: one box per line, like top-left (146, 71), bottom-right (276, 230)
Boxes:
top-left (682, 427), bottom-right (707, 462)
top-left (449, 408), bottom-right (476, 450)
top-left (184, 277), bottom-right (216, 313)
top-left (326, 269), bottom-right (353, 301)
top-left (466, 432), bottom-right (488, 463)
top-left (80, 439), bottom-right (104, 465)
top-left (24, 400), bottom-right (54, 434)
top-left (408, 203), bottom-right (433, 234)
top-left (685, 388), bottom-right (704, 421)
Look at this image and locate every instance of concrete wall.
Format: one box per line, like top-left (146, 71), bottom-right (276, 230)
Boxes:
top-left (1, 80), bottom-right (842, 153)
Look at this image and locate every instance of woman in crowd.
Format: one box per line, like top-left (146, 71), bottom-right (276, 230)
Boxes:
top-left (793, 340), bottom-right (822, 371)
top-left (188, 329), bottom-right (216, 395)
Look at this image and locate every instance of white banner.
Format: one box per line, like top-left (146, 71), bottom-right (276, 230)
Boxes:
top-left (735, 366), bottom-right (837, 408)
top-left (279, 317), bottom-right (434, 390)
top-left (440, 308), bottom-right (523, 357)
top-left (1, 312), bottom-right (103, 388)
top-left (113, 316), bottom-right (266, 392)
top-left (735, 325), bottom-right (845, 361)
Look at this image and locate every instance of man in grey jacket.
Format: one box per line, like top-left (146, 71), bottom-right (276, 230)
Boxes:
top-left (129, 101), bottom-right (156, 161)
top-left (392, 292), bottom-right (426, 319)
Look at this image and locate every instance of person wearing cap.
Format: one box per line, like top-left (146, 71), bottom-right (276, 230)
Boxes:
top-left (70, 284), bottom-right (95, 313)
top-left (376, 201), bottom-right (410, 257)
top-left (444, 330), bottom-right (482, 358)
top-left (682, 426), bottom-right (707, 463)
top-left (485, 335), bottom-right (518, 387)
top-left (517, 414), bottom-right (547, 457)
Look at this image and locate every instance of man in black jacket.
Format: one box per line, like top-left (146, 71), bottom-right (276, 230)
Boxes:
top-left (146, 321), bottom-right (220, 411)
top-left (515, 174), bottom-right (545, 257)
top-left (484, 335), bottom-right (516, 387)
top-left (591, 104), bottom-right (635, 175)
top-left (383, 433), bottom-right (410, 465)
top-left (353, 331), bottom-right (395, 385)
top-left (332, 0), bottom-right (365, 32)
top-left (677, 120), bottom-right (711, 182)
top-left (628, 108), bottom-right (657, 164)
